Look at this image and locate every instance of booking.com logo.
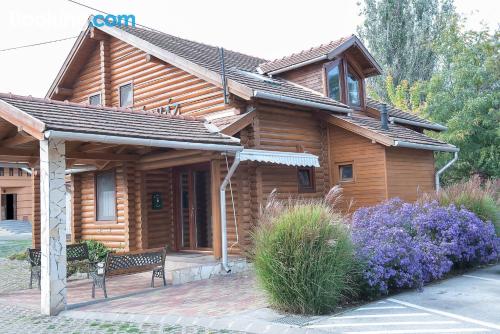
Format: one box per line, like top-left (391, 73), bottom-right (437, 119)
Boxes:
top-left (90, 14), bottom-right (136, 27)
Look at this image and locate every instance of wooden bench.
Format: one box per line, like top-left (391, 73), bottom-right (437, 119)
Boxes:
top-left (90, 247), bottom-right (167, 298)
top-left (27, 243), bottom-right (96, 289)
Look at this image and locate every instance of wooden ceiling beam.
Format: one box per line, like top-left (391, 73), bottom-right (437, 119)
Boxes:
top-left (67, 151), bottom-right (139, 161)
top-left (0, 131), bottom-right (36, 148)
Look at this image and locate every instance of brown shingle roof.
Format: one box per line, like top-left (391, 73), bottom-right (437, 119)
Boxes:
top-left (257, 36), bottom-right (352, 74)
top-left (0, 93), bottom-right (240, 146)
top-left (118, 25), bottom-right (349, 111)
top-left (334, 113), bottom-right (455, 149)
top-left (366, 98), bottom-right (446, 131)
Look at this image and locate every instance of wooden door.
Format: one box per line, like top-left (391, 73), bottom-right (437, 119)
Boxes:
top-left (176, 164), bottom-right (212, 251)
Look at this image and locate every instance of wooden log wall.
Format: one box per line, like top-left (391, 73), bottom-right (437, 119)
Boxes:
top-left (67, 36), bottom-right (229, 117)
top-left (31, 171), bottom-right (40, 249)
top-left (328, 125), bottom-right (387, 211)
top-left (386, 147), bottom-right (435, 201)
top-left (255, 104), bottom-right (331, 202)
top-left (144, 169), bottom-right (175, 249)
top-left (70, 174), bottom-right (82, 243)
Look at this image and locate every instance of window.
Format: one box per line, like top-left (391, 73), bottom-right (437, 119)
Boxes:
top-left (346, 69), bottom-right (361, 107)
top-left (298, 167), bottom-right (315, 193)
top-left (89, 93), bottom-right (101, 106)
top-left (18, 169), bottom-right (23, 176)
top-left (9, 168), bottom-right (13, 176)
top-left (96, 171), bottom-right (116, 221)
top-left (326, 63), bottom-right (341, 101)
top-left (339, 164), bottom-right (354, 182)
top-left (119, 83), bottom-right (133, 107)
top-left (0, 168), bottom-right (3, 176)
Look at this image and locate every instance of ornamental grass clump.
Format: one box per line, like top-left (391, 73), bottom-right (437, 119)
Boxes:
top-left (352, 198), bottom-right (499, 296)
top-left (420, 177), bottom-right (499, 235)
top-left (253, 192), bottom-right (358, 315)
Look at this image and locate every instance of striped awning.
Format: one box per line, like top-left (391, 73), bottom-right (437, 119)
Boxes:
top-left (238, 149), bottom-right (320, 167)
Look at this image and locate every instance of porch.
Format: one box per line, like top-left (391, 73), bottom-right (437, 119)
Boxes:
top-left (0, 93), bottom-right (319, 315)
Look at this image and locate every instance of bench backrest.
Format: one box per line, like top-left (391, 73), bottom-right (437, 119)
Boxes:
top-left (27, 248), bottom-right (41, 267)
top-left (66, 243), bottom-right (89, 261)
top-left (27, 243), bottom-right (90, 267)
top-left (104, 248), bottom-right (167, 276)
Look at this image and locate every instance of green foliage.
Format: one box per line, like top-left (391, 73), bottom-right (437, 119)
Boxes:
top-left (82, 240), bottom-right (112, 262)
top-left (419, 177), bottom-right (500, 234)
top-left (423, 24), bottom-right (500, 181)
top-left (253, 195), bottom-right (358, 315)
top-left (8, 251), bottom-right (28, 261)
top-left (358, 0), bottom-right (455, 99)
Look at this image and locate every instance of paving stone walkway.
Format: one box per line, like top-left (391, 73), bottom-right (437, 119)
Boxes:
top-left (0, 302), bottom-right (244, 333)
top-left (0, 259), bottom-right (30, 292)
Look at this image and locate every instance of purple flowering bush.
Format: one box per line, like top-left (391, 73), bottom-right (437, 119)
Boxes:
top-left (352, 199), bottom-right (499, 296)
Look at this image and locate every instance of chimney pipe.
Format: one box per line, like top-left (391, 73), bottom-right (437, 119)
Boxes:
top-left (381, 103), bottom-right (389, 130)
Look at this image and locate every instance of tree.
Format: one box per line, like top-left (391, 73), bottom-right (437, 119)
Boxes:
top-left (358, 0), bottom-right (455, 100)
top-left (423, 22), bottom-right (500, 182)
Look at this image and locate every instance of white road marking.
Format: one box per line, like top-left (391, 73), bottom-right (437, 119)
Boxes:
top-left (344, 328), bottom-right (490, 334)
top-left (376, 301), bottom-right (387, 304)
top-left (355, 306), bottom-right (406, 311)
top-left (388, 298), bottom-right (500, 330)
top-left (463, 275), bottom-right (500, 283)
top-left (308, 320), bottom-right (459, 328)
top-left (334, 313), bottom-right (430, 319)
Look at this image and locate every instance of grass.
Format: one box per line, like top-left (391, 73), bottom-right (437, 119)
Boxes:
top-left (420, 176), bottom-right (499, 235)
top-left (253, 188), bottom-right (359, 315)
top-left (0, 239), bottom-right (31, 259)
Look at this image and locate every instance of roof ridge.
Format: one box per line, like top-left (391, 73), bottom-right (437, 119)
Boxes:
top-left (0, 92), bottom-right (202, 122)
top-left (121, 25), bottom-right (268, 64)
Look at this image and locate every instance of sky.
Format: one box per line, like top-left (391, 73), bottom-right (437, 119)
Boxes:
top-left (0, 0), bottom-right (498, 97)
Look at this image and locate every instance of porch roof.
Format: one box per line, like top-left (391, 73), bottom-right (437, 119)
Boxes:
top-left (0, 93), bottom-right (241, 149)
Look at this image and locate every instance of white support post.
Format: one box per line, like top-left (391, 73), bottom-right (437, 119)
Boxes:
top-left (39, 138), bottom-right (67, 316)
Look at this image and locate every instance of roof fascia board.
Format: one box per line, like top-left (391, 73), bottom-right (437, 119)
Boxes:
top-left (316, 112), bottom-right (394, 146)
top-left (97, 25), bottom-right (254, 100)
top-left (0, 99), bottom-right (46, 140)
top-left (46, 26), bottom-right (90, 99)
top-left (44, 130), bottom-right (243, 153)
top-left (389, 116), bottom-right (447, 132)
top-left (265, 55), bottom-right (328, 76)
top-left (327, 35), bottom-right (383, 75)
top-left (253, 91), bottom-right (352, 114)
top-left (220, 108), bottom-right (257, 136)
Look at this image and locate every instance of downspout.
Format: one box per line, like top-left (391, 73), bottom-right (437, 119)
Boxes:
top-left (220, 152), bottom-right (241, 272)
top-left (435, 151), bottom-right (458, 191)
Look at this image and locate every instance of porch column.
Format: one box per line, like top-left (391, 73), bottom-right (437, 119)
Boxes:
top-left (39, 138), bottom-right (67, 316)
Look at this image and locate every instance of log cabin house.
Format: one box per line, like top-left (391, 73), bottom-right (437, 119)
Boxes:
top-left (0, 165), bottom-right (32, 221)
top-left (0, 18), bottom-right (458, 314)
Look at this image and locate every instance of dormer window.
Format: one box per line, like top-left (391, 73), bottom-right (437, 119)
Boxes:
top-left (326, 61), bottom-right (341, 101)
top-left (346, 68), bottom-right (361, 107)
top-left (324, 58), bottom-right (364, 109)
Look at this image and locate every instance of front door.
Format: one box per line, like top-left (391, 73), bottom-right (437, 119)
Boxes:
top-left (176, 164), bottom-right (212, 251)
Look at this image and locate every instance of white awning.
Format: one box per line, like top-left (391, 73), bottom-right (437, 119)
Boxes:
top-left (238, 149), bottom-right (320, 167)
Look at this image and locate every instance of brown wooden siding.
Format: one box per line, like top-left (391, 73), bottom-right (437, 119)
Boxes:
top-left (328, 125), bottom-right (387, 211)
top-left (68, 36), bottom-right (228, 117)
top-left (280, 62), bottom-right (324, 94)
top-left (144, 169), bottom-right (174, 249)
top-left (386, 147), bottom-right (435, 201)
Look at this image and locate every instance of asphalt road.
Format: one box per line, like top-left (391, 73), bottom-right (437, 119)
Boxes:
top-left (307, 265), bottom-right (500, 334)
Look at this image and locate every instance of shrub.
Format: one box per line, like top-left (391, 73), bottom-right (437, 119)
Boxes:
top-left (352, 199), bottom-right (499, 296)
top-left (253, 195), bottom-right (358, 315)
top-left (420, 177), bottom-right (499, 235)
top-left (82, 240), bottom-right (112, 262)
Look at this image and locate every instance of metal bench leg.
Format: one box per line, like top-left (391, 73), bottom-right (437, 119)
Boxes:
top-left (92, 282), bottom-right (95, 298)
top-left (162, 271), bottom-right (167, 287)
top-left (151, 272), bottom-right (155, 288)
top-left (103, 281), bottom-right (108, 299)
top-left (29, 270), bottom-right (33, 289)
top-left (37, 272), bottom-right (41, 290)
